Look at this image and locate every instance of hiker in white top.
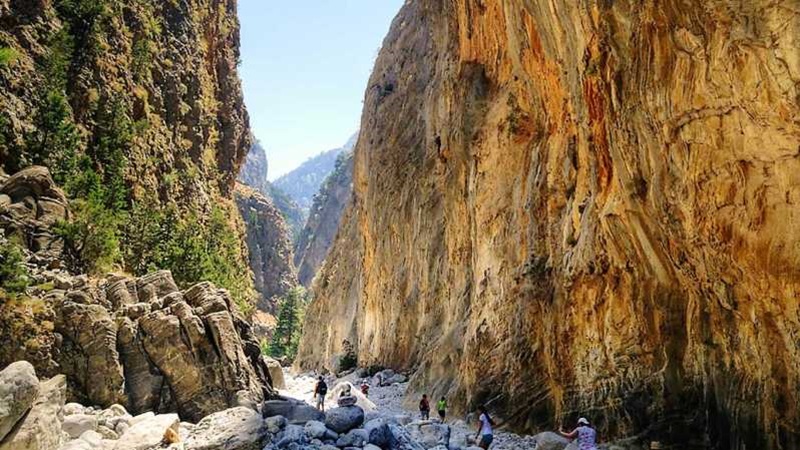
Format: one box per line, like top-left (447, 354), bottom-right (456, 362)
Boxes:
top-left (475, 405), bottom-right (495, 449)
top-left (559, 417), bottom-right (598, 450)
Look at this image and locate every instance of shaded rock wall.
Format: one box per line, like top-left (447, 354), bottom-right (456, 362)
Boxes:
top-left (297, 1), bottom-right (800, 449)
top-left (294, 151), bottom-right (354, 287)
top-left (235, 182), bottom-right (298, 313)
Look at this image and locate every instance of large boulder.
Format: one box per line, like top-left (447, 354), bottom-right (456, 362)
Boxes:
top-left (324, 405), bottom-right (365, 433)
top-left (62, 414), bottom-right (97, 439)
top-left (0, 361), bottom-right (39, 441)
top-left (0, 374), bottom-right (66, 450)
top-left (0, 166), bottom-right (68, 257)
top-left (262, 399), bottom-right (324, 424)
top-left (273, 423), bottom-right (307, 447)
top-left (363, 418), bottom-right (393, 447)
top-left (263, 356), bottom-right (285, 389)
top-left (113, 413), bottom-right (179, 450)
top-left (185, 407), bottom-right (268, 450)
top-left (532, 431), bottom-right (571, 450)
top-left (407, 422), bottom-right (451, 449)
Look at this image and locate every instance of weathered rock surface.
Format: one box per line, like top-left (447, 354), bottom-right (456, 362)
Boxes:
top-left (235, 183), bottom-right (298, 314)
top-left (262, 399), bottom-right (324, 425)
top-left (0, 374), bottom-right (66, 450)
top-left (297, 1), bottom-right (800, 449)
top-left (184, 406), bottom-right (268, 450)
top-left (325, 405), bottom-right (365, 434)
top-left (0, 166), bottom-right (68, 260)
top-left (531, 431), bottom-right (570, 450)
top-left (0, 361), bottom-right (39, 441)
top-left (4, 269), bottom-right (273, 422)
top-left (113, 413), bottom-right (178, 450)
top-left (293, 150), bottom-right (354, 287)
top-left (264, 357), bottom-right (286, 390)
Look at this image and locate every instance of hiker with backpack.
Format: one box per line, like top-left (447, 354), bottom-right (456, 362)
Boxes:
top-left (559, 417), bottom-right (598, 450)
top-left (437, 396), bottom-right (447, 422)
top-left (314, 376), bottom-right (328, 411)
top-left (475, 405), bottom-right (495, 449)
top-left (419, 394), bottom-right (431, 420)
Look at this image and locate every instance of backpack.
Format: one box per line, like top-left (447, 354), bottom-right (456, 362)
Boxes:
top-left (318, 381), bottom-right (327, 396)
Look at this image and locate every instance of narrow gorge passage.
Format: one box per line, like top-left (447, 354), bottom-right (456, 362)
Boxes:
top-left (1, 0), bottom-right (798, 450)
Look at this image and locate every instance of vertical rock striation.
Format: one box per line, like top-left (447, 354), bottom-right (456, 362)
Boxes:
top-left (297, 1), bottom-right (800, 449)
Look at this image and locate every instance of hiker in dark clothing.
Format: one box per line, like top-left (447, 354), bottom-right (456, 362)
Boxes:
top-left (419, 394), bottom-right (430, 420)
top-left (314, 376), bottom-right (328, 411)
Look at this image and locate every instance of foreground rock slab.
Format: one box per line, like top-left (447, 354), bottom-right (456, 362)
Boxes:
top-left (185, 406), bottom-right (268, 450)
top-left (0, 374), bottom-right (66, 450)
top-left (0, 361), bottom-right (39, 441)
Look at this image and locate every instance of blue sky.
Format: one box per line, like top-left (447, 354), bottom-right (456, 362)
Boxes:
top-left (238, 0), bottom-right (403, 180)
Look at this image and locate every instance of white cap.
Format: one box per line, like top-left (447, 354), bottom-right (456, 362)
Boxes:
top-left (578, 417), bottom-right (590, 425)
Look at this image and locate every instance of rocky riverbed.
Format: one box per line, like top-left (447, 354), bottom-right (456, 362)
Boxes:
top-left (0, 360), bottom-right (648, 450)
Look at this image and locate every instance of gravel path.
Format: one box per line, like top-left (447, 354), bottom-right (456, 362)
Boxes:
top-left (280, 369), bottom-right (540, 450)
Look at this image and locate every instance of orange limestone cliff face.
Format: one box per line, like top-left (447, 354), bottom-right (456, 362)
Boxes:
top-left (296, 1), bottom-right (800, 448)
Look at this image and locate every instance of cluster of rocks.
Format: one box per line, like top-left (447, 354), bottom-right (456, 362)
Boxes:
top-left (368, 370), bottom-right (407, 388)
top-left (260, 393), bottom-right (462, 450)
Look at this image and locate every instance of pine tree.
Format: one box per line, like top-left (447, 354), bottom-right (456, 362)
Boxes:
top-left (269, 287), bottom-right (307, 360)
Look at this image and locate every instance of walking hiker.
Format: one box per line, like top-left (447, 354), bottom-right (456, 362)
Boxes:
top-left (419, 394), bottom-right (430, 420)
top-left (314, 376), bottom-right (328, 412)
top-left (559, 417), bottom-right (598, 450)
top-left (475, 405), bottom-right (495, 449)
top-left (437, 396), bottom-right (447, 422)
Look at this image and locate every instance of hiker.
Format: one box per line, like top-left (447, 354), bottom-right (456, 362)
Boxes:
top-left (360, 381), bottom-right (370, 397)
top-left (475, 405), bottom-right (495, 449)
top-left (419, 394), bottom-right (430, 420)
top-left (436, 396), bottom-right (447, 422)
top-left (559, 417), bottom-right (598, 450)
top-left (314, 376), bottom-right (327, 411)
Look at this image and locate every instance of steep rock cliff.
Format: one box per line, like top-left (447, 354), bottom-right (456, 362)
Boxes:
top-left (293, 150), bottom-right (354, 287)
top-left (298, 1), bottom-right (800, 449)
top-left (0, 0), bottom-right (250, 204)
top-left (238, 140), bottom-right (270, 195)
top-left (235, 182), bottom-right (298, 313)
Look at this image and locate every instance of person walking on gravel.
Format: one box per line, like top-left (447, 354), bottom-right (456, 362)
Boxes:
top-left (559, 417), bottom-right (598, 450)
top-left (475, 405), bottom-right (495, 449)
top-left (314, 376), bottom-right (328, 412)
top-left (437, 396), bottom-right (447, 422)
top-left (419, 394), bottom-right (431, 420)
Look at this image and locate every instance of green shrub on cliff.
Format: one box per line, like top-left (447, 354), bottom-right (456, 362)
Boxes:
top-left (0, 47), bottom-right (19, 68)
top-left (0, 239), bottom-right (30, 297)
top-left (124, 202), bottom-right (255, 314)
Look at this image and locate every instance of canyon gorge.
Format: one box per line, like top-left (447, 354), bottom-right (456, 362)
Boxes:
top-left (0, 0), bottom-right (798, 450)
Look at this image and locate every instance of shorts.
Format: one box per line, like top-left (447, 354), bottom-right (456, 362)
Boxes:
top-left (438, 410), bottom-right (446, 419)
top-left (480, 434), bottom-right (494, 447)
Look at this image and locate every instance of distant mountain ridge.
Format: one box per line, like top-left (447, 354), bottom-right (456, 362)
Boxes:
top-left (272, 132), bottom-right (358, 215)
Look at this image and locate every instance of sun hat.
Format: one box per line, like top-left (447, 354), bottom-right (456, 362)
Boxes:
top-left (578, 417), bottom-right (590, 425)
